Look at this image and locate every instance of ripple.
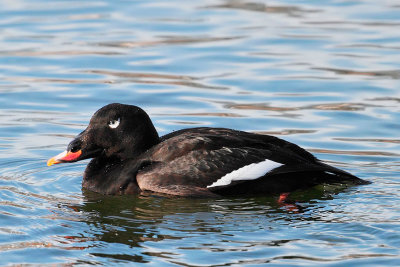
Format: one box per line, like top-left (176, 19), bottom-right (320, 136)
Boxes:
top-left (208, 1), bottom-right (320, 17)
top-left (314, 67), bottom-right (400, 79)
top-left (255, 129), bottom-right (316, 135)
top-left (221, 101), bottom-right (379, 112)
top-left (309, 148), bottom-right (400, 157)
top-left (94, 36), bottom-right (242, 49)
top-left (334, 137), bottom-right (400, 144)
top-left (0, 49), bottom-right (124, 57)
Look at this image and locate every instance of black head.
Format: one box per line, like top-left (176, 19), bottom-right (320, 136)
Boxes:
top-left (48, 103), bottom-right (160, 165)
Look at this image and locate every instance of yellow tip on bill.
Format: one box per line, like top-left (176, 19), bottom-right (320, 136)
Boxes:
top-left (47, 157), bottom-right (59, 166)
top-left (47, 150), bottom-right (67, 167)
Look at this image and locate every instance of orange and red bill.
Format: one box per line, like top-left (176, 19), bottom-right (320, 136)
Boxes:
top-left (47, 150), bottom-right (82, 166)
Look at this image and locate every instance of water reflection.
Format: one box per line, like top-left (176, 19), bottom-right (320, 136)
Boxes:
top-left (47, 184), bottom-right (369, 264)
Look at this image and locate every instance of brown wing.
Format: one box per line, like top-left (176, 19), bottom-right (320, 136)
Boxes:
top-left (136, 146), bottom-right (278, 196)
top-left (135, 127), bottom-right (322, 197)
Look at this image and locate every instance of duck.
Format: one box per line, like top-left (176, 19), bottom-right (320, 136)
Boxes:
top-left (47, 103), bottom-right (368, 197)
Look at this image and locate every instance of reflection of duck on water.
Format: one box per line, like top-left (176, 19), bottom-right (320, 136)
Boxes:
top-left (48, 103), bottom-right (369, 198)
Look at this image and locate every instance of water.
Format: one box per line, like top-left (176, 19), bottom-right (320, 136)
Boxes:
top-left (0, 0), bottom-right (399, 265)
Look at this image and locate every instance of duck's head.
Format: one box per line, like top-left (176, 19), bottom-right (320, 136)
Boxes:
top-left (47, 103), bottom-right (159, 166)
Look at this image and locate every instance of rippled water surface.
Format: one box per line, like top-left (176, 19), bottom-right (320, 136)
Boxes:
top-left (1, 0), bottom-right (400, 265)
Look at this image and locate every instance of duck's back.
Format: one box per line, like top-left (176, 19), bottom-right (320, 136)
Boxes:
top-left (135, 127), bottom-right (364, 197)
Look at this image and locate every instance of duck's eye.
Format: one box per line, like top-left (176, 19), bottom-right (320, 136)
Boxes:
top-left (108, 118), bottom-right (120, 129)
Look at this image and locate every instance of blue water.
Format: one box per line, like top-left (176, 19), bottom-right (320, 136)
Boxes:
top-left (1, 0), bottom-right (400, 265)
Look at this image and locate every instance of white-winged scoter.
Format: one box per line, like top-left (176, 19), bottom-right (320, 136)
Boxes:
top-left (47, 103), bottom-right (368, 197)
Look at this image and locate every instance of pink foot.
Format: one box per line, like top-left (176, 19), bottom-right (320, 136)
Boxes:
top-left (278, 192), bottom-right (290, 203)
top-left (278, 192), bottom-right (301, 213)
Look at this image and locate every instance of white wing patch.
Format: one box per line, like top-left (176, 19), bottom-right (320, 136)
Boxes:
top-left (207, 159), bottom-right (283, 188)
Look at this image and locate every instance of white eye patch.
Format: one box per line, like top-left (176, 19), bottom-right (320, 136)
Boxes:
top-left (108, 118), bottom-right (120, 129)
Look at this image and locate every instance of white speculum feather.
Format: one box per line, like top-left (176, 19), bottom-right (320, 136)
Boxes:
top-left (108, 118), bottom-right (120, 129)
top-left (207, 159), bottom-right (283, 188)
